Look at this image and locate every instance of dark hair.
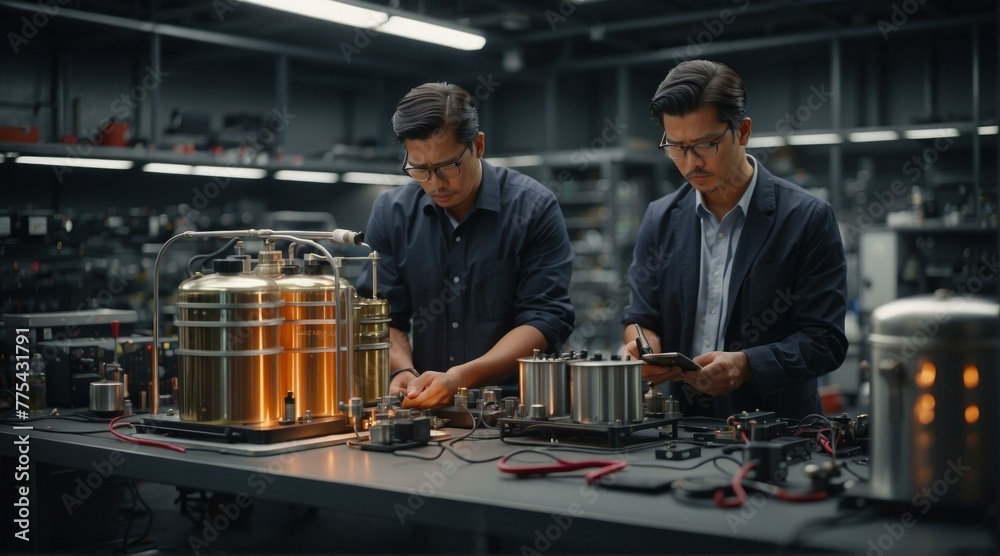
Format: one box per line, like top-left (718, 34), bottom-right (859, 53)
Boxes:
top-left (391, 82), bottom-right (479, 145)
top-left (649, 60), bottom-right (747, 130)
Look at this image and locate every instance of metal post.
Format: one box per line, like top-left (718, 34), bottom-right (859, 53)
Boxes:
top-left (150, 33), bottom-right (161, 147)
top-left (829, 38), bottom-right (843, 211)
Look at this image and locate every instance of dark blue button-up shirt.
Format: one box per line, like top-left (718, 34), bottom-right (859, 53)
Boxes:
top-left (356, 160), bottom-right (575, 381)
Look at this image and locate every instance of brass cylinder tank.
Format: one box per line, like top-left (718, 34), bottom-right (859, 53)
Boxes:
top-left (175, 259), bottom-right (284, 424)
top-left (274, 258), bottom-right (355, 420)
top-left (353, 297), bottom-right (390, 403)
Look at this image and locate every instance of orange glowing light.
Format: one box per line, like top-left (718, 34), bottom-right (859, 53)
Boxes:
top-left (915, 362), bottom-right (936, 388)
top-left (915, 393), bottom-right (935, 425)
top-left (965, 404), bottom-right (980, 424)
top-left (963, 365), bottom-right (979, 389)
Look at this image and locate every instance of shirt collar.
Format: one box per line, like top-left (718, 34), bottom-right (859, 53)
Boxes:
top-left (694, 154), bottom-right (759, 220)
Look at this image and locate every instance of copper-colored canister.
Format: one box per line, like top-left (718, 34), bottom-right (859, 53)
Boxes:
top-left (175, 259), bottom-right (284, 424)
top-left (353, 297), bottom-right (391, 403)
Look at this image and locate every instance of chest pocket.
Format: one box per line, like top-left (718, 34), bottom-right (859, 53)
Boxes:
top-left (472, 257), bottom-right (520, 320)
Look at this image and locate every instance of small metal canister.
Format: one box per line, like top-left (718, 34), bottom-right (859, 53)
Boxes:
top-left (353, 297), bottom-right (391, 404)
top-left (868, 290), bottom-right (1000, 508)
top-left (568, 356), bottom-right (644, 425)
top-left (518, 352), bottom-right (571, 418)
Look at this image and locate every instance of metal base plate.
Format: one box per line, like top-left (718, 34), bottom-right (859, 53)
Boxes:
top-left (498, 414), bottom-right (681, 450)
top-left (136, 413), bottom-right (351, 444)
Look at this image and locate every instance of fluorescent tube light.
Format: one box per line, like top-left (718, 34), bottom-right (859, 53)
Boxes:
top-left (15, 156), bottom-right (133, 169)
top-left (240, 0), bottom-right (387, 28)
top-left (848, 130), bottom-right (900, 143)
top-left (143, 163), bottom-right (194, 175)
top-left (484, 157), bottom-right (509, 166)
top-left (274, 170), bottom-right (340, 183)
top-left (342, 172), bottom-right (412, 185)
top-left (191, 165), bottom-right (267, 179)
top-left (746, 136), bottom-right (785, 149)
top-left (903, 128), bottom-right (960, 140)
top-left (786, 133), bottom-right (842, 146)
top-left (377, 16), bottom-right (486, 51)
top-left (978, 125), bottom-right (998, 135)
top-left (505, 155), bottom-right (543, 167)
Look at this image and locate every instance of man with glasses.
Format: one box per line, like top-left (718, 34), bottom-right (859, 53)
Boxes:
top-left (622, 60), bottom-right (848, 420)
top-left (356, 82), bottom-right (574, 409)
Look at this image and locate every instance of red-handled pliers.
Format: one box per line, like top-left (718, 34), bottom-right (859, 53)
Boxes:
top-left (498, 451), bottom-right (628, 484)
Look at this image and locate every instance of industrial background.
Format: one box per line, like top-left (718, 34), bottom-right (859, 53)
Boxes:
top-left (2, 0), bottom-right (999, 393)
top-left (1, 0), bottom-right (1000, 553)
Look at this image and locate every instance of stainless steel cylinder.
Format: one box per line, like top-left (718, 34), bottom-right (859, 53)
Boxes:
top-left (569, 359), bottom-right (644, 425)
top-left (275, 268), bottom-right (355, 419)
top-left (518, 355), bottom-right (570, 418)
top-left (175, 262), bottom-right (284, 424)
top-left (868, 291), bottom-right (1000, 508)
top-left (353, 297), bottom-right (391, 403)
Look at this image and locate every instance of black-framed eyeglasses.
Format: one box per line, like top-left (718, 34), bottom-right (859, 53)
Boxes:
top-left (402, 147), bottom-right (470, 181)
top-left (658, 127), bottom-right (732, 160)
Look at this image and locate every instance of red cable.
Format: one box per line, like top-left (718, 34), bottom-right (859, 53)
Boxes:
top-left (714, 459), bottom-right (756, 508)
top-left (109, 414), bottom-right (187, 453)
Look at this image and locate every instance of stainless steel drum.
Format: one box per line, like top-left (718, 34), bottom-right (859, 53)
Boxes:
top-left (518, 352), bottom-right (571, 418)
top-left (353, 297), bottom-right (390, 403)
top-left (569, 357), bottom-right (644, 424)
top-left (275, 260), bottom-right (355, 420)
top-left (175, 259), bottom-right (284, 424)
top-left (868, 290), bottom-right (1000, 508)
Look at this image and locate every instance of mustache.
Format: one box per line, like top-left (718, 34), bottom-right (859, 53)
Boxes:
top-left (685, 170), bottom-right (712, 180)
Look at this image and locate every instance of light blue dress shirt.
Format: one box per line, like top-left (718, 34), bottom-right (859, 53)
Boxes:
top-left (690, 155), bottom-right (759, 356)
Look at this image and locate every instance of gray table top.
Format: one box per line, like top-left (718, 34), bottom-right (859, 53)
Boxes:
top-left (1, 415), bottom-right (995, 554)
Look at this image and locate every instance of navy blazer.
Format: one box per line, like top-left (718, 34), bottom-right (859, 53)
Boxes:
top-left (622, 163), bottom-right (848, 420)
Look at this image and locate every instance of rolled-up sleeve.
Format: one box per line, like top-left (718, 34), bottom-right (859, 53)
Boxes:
top-left (514, 194), bottom-right (575, 349)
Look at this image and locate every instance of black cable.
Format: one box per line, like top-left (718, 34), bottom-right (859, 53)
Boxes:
top-left (123, 480), bottom-right (153, 553)
top-left (840, 460), bottom-right (870, 483)
top-left (630, 455), bottom-right (744, 473)
top-left (781, 505), bottom-right (878, 554)
top-left (186, 237), bottom-right (240, 277)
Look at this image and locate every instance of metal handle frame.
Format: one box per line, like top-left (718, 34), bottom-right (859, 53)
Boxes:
top-left (151, 228), bottom-right (380, 417)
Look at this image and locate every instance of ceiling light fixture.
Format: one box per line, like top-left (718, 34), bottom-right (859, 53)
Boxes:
top-left (342, 172), bottom-right (412, 185)
top-left (848, 130), bottom-right (900, 142)
top-left (274, 170), bottom-right (340, 183)
top-left (191, 166), bottom-right (267, 179)
top-left (241, 0), bottom-right (484, 51)
top-left (15, 155), bottom-right (134, 169)
top-left (746, 136), bottom-right (785, 149)
top-left (786, 133), bottom-right (843, 146)
top-left (240, 0), bottom-right (387, 28)
top-left (903, 128), bottom-right (960, 140)
top-left (143, 163), bottom-right (194, 175)
top-left (977, 125), bottom-right (998, 135)
top-left (376, 16), bottom-right (486, 51)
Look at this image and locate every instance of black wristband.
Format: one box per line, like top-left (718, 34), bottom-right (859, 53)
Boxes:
top-left (389, 367), bottom-right (419, 380)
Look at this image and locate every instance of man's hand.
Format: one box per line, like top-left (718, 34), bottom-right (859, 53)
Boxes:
top-left (399, 371), bottom-right (462, 409)
top-left (681, 351), bottom-right (752, 396)
top-left (389, 371), bottom-right (417, 397)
